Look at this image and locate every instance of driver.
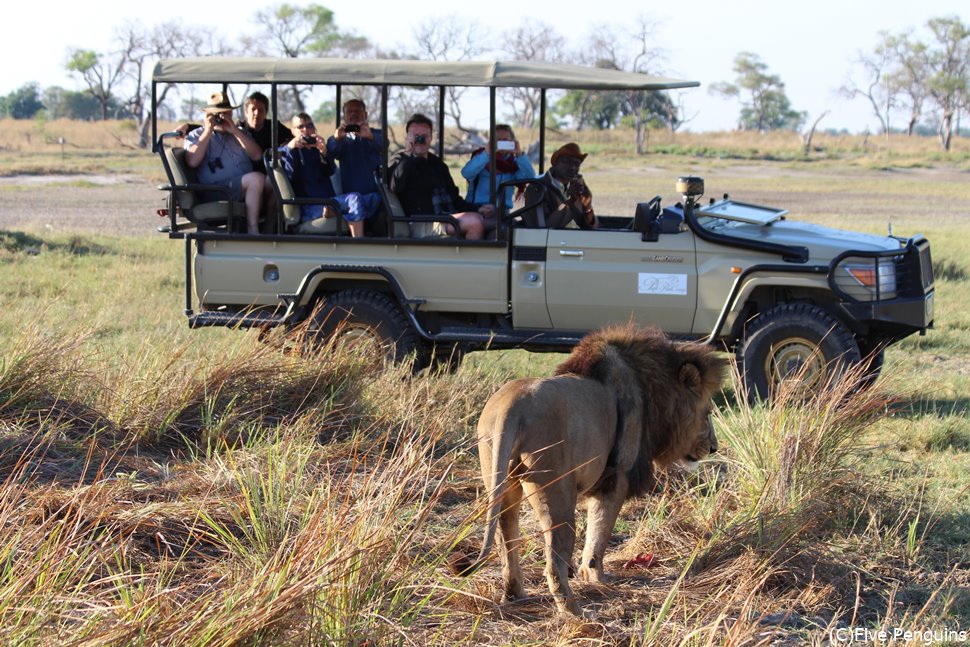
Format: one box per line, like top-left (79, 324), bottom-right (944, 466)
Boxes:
top-left (518, 143), bottom-right (596, 229)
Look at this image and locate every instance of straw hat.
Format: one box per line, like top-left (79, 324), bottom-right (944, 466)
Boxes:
top-left (201, 91), bottom-right (239, 114)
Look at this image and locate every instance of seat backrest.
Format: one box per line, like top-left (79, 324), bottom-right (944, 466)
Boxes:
top-left (373, 180), bottom-right (412, 237)
top-left (270, 164), bottom-right (302, 226)
top-left (163, 146), bottom-right (197, 209)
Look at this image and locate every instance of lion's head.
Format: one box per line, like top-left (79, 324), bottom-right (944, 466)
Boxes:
top-left (556, 324), bottom-right (726, 494)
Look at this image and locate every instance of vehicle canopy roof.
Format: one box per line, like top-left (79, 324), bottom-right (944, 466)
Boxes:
top-left (152, 57), bottom-right (699, 91)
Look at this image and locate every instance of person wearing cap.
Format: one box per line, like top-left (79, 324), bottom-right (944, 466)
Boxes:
top-left (518, 142), bottom-right (597, 229)
top-left (184, 91), bottom-right (265, 234)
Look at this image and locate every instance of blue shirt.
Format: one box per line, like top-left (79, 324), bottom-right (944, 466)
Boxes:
top-left (326, 129), bottom-right (383, 195)
top-left (460, 150), bottom-right (535, 208)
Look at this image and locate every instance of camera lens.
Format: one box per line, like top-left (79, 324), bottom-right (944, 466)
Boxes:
top-left (413, 134), bottom-right (427, 144)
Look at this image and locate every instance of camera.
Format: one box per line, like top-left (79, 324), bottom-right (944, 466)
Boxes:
top-left (496, 140), bottom-right (515, 152)
top-left (412, 134), bottom-right (428, 144)
top-left (211, 114), bottom-right (225, 124)
top-left (344, 124), bottom-right (360, 133)
top-left (302, 135), bottom-right (316, 145)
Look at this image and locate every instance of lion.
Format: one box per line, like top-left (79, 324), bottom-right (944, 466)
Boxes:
top-left (457, 325), bottom-right (725, 616)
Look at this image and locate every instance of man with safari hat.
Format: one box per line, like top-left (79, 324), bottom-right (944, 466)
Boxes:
top-left (184, 91), bottom-right (265, 234)
top-left (518, 142), bottom-right (596, 229)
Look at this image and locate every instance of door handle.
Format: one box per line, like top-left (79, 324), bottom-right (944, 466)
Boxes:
top-left (559, 250), bottom-right (584, 257)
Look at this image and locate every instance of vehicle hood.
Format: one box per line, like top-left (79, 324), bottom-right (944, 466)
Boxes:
top-left (726, 219), bottom-right (902, 261)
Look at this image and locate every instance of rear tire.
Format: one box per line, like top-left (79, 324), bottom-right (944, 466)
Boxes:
top-left (737, 303), bottom-right (861, 403)
top-left (308, 289), bottom-right (423, 365)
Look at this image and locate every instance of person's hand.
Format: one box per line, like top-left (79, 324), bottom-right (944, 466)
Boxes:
top-left (175, 123), bottom-right (192, 138)
top-left (335, 122), bottom-right (348, 140)
top-left (513, 139), bottom-right (522, 156)
top-left (359, 123), bottom-right (373, 140)
top-left (569, 179), bottom-right (592, 210)
top-left (478, 204), bottom-right (496, 217)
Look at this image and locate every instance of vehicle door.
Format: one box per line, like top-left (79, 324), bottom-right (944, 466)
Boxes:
top-left (544, 227), bottom-right (698, 334)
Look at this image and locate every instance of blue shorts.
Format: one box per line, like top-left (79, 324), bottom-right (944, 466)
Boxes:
top-left (301, 192), bottom-right (371, 223)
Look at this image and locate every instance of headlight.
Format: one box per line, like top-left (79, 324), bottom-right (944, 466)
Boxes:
top-left (838, 258), bottom-right (897, 300)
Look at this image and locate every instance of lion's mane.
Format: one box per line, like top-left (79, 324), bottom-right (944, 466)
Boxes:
top-left (555, 324), bottom-right (725, 497)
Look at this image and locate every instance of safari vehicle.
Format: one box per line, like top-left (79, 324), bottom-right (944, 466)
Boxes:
top-left (151, 58), bottom-right (934, 400)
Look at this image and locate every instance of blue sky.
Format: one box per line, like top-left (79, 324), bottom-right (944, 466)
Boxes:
top-left (3, 0), bottom-right (964, 132)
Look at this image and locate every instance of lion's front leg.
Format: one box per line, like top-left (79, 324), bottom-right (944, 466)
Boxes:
top-left (578, 490), bottom-right (625, 584)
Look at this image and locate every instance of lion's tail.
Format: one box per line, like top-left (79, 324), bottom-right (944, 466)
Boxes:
top-left (452, 408), bottom-right (520, 577)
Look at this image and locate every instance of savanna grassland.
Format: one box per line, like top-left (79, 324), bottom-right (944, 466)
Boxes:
top-left (0, 118), bottom-right (969, 645)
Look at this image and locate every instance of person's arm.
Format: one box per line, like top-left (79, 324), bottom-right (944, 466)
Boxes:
top-left (224, 120), bottom-right (263, 161)
top-left (515, 153), bottom-right (536, 180)
top-left (388, 155), bottom-right (410, 193)
top-left (184, 116), bottom-right (218, 168)
top-left (460, 150), bottom-right (488, 181)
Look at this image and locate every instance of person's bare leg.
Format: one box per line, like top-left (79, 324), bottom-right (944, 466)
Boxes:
top-left (349, 221), bottom-right (364, 237)
top-left (457, 212), bottom-right (484, 240)
top-left (241, 172), bottom-right (265, 234)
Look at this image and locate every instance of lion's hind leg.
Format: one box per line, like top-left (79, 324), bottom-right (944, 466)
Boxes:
top-left (523, 479), bottom-right (582, 616)
top-left (498, 479), bottom-right (526, 601)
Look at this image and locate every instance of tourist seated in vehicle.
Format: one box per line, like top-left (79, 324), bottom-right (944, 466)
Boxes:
top-left (183, 92), bottom-right (266, 234)
top-left (238, 92), bottom-right (293, 167)
top-left (460, 124), bottom-right (535, 227)
top-left (517, 142), bottom-right (597, 229)
top-left (326, 98), bottom-right (383, 222)
top-left (280, 113), bottom-right (370, 237)
top-left (388, 113), bottom-right (494, 240)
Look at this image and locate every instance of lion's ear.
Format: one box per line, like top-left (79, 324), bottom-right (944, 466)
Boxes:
top-left (679, 362), bottom-right (702, 389)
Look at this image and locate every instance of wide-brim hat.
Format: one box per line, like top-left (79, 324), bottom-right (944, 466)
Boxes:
top-left (550, 142), bottom-right (588, 166)
top-left (201, 91), bottom-right (240, 114)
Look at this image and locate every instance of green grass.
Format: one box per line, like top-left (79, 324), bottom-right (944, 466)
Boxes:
top-left (0, 137), bottom-right (968, 644)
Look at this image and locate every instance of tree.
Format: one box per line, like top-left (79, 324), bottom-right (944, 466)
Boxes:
top-left (710, 52), bottom-right (805, 132)
top-left (840, 32), bottom-right (898, 135)
top-left (250, 3), bottom-right (369, 112)
top-left (502, 22), bottom-right (568, 129)
top-left (0, 83), bottom-right (44, 119)
top-left (66, 48), bottom-right (127, 121)
top-left (555, 84), bottom-right (624, 130)
top-left (409, 16), bottom-right (486, 135)
top-left (923, 16), bottom-right (969, 151)
top-left (886, 31), bottom-right (930, 136)
top-left (557, 19), bottom-right (678, 153)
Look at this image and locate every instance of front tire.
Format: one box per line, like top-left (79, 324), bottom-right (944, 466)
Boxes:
top-left (308, 289), bottom-right (423, 365)
top-left (737, 304), bottom-right (861, 403)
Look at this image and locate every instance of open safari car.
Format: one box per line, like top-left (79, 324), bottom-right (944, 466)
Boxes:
top-left (150, 58), bottom-right (934, 401)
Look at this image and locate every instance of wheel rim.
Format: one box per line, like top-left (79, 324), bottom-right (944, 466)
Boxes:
top-left (335, 323), bottom-right (389, 356)
top-left (765, 336), bottom-right (827, 395)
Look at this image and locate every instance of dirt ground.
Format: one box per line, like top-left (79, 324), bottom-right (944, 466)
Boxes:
top-left (0, 174), bottom-right (162, 236)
